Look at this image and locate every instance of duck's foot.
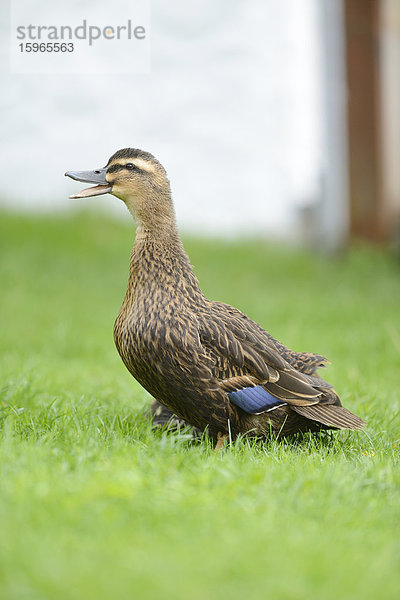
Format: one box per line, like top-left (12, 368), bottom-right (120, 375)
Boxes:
top-left (149, 399), bottom-right (202, 439)
top-left (214, 432), bottom-right (229, 452)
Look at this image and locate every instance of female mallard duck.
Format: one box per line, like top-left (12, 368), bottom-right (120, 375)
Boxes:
top-left (66, 148), bottom-right (365, 447)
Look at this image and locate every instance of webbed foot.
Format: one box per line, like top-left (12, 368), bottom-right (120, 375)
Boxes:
top-left (149, 399), bottom-right (202, 439)
top-left (214, 432), bottom-right (229, 451)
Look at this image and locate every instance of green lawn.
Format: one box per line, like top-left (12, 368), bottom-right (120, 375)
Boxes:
top-left (0, 211), bottom-right (399, 600)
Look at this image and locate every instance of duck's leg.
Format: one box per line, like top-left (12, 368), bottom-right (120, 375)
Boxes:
top-left (149, 399), bottom-right (201, 438)
top-left (214, 432), bottom-right (229, 451)
top-left (150, 399), bottom-right (181, 428)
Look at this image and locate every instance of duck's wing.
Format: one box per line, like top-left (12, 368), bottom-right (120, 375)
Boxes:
top-left (199, 301), bottom-right (328, 405)
top-left (211, 301), bottom-right (329, 375)
top-left (198, 301), bottom-right (365, 430)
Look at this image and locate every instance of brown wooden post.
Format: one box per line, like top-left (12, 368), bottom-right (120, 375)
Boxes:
top-left (344, 0), bottom-right (385, 241)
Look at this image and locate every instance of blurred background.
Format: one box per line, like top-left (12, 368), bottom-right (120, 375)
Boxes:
top-left (1, 0), bottom-right (399, 249)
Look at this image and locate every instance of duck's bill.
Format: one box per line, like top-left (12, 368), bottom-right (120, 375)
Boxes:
top-left (65, 168), bottom-right (112, 198)
top-left (69, 184), bottom-right (113, 199)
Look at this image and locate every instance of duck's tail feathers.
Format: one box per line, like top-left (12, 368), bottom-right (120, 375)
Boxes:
top-left (293, 404), bottom-right (366, 430)
top-left (297, 352), bottom-right (330, 374)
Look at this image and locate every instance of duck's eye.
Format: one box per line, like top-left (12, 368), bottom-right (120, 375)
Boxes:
top-left (125, 163), bottom-right (135, 170)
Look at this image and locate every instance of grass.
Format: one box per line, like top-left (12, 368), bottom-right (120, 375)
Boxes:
top-left (0, 210), bottom-right (399, 600)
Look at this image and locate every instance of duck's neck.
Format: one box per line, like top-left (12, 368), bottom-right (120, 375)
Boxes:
top-left (129, 188), bottom-right (182, 251)
top-left (122, 182), bottom-right (177, 237)
top-left (134, 216), bottom-right (180, 246)
top-left (124, 191), bottom-right (202, 296)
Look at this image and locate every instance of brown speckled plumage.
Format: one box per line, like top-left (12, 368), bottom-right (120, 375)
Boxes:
top-left (67, 148), bottom-right (366, 444)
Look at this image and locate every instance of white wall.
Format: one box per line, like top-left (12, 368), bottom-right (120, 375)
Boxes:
top-left (1, 0), bottom-right (323, 237)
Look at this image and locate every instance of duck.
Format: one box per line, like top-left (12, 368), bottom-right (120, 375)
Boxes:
top-left (65, 148), bottom-right (365, 448)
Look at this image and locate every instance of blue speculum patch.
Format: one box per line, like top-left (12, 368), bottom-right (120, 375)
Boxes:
top-left (228, 385), bottom-right (286, 414)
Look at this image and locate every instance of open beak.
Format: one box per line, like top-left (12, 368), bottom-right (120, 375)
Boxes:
top-left (65, 168), bottom-right (112, 199)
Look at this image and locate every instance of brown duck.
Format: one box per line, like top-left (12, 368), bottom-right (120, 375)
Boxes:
top-left (66, 148), bottom-right (365, 447)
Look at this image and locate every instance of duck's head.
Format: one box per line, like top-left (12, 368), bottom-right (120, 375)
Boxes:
top-left (65, 148), bottom-right (174, 229)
